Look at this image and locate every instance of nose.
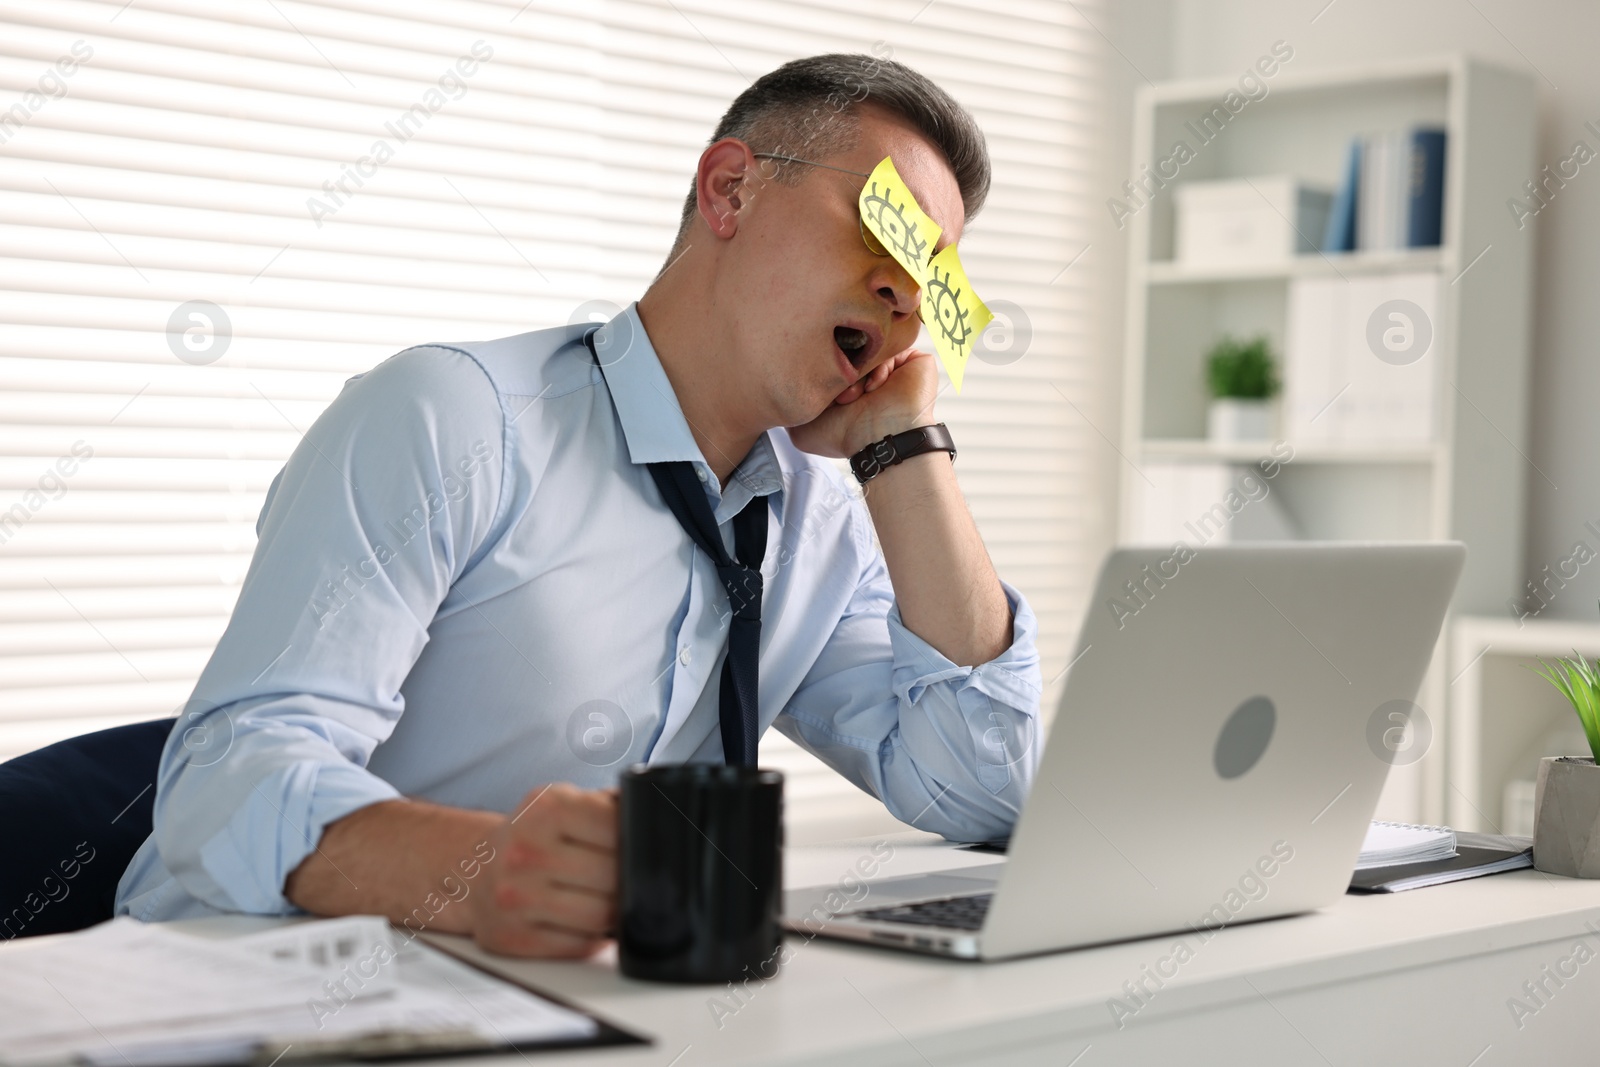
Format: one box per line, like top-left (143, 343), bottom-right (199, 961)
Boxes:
top-left (871, 259), bottom-right (922, 322)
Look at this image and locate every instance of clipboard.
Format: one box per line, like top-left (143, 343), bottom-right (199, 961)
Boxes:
top-left (0, 917), bottom-right (650, 1067)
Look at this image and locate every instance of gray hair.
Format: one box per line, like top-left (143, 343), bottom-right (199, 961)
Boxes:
top-left (664, 52), bottom-right (991, 264)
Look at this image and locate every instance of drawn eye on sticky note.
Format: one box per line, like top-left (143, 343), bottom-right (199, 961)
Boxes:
top-left (858, 156), bottom-right (942, 281)
top-left (920, 244), bottom-right (993, 393)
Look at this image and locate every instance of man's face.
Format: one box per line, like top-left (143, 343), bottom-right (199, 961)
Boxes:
top-left (713, 107), bottom-right (965, 428)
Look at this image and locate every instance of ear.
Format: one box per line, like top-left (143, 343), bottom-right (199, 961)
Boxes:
top-left (696, 138), bottom-right (755, 240)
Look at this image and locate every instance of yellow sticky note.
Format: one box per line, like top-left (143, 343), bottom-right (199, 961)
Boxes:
top-left (859, 156), bottom-right (942, 282)
top-left (920, 244), bottom-right (993, 392)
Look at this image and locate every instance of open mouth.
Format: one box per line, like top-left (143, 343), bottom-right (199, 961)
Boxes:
top-left (833, 325), bottom-right (873, 369)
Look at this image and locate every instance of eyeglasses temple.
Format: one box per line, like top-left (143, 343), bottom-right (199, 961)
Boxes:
top-left (751, 153), bottom-right (871, 179)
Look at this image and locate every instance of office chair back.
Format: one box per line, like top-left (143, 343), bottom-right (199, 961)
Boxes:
top-left (0, 718), bottom-right (174, 939)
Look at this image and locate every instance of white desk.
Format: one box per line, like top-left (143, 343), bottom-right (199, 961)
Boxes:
top-left (33, 832), bottom-right (1600, 1066)
top-left (420, 832), bottom-right (1600, 1066)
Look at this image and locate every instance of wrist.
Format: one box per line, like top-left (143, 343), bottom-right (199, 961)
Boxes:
top-left (843, 409), bottom-right (932, 458)
top-left (849, 422), bottom-right (956, 485)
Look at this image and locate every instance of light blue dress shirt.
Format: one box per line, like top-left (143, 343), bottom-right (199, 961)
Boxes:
top-left (115, 303), bottom-right (1042, 921)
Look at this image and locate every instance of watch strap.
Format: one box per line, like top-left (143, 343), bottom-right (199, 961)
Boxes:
top-left (849, 423), bottom-right (956, 483)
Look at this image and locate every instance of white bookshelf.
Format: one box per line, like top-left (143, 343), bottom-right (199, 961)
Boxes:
top-left (1144, 248), bottom-right (1446, 285)
top-left (1141, 440), bottom-right (1440, 465)
top-left (1117, 57), bottom-right (1538, 823)
top-left (1449, 616), bottom-right (1600, 836)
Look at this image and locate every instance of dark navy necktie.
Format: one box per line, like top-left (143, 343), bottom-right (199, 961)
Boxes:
top-left (646, 461), bottom-right (768, 767)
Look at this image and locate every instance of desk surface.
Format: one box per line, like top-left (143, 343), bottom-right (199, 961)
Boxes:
top-left (25, 832), bottom-right (1600, 1066)
top-left (406, 831), bottom-right (1600, 1066)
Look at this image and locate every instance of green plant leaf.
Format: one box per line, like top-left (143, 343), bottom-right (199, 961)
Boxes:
top-left (1204, 334), bottom-right (1280, 400)
top-left (1527, 654), bottom-right (1600, 763)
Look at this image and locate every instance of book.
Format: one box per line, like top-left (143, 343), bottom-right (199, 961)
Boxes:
top-left (1366, 131), bottom-right (1411, 252)
top-left (1357, 132), bottom-right (1390, 252)
top-left (1321, 138), bottom-right (1361, 253)
top-left (1357, 820), bottom-right (1456, 869)
top-left (1349, 833), bottom-right (1533, 893)
top-left (1406, 128), bottom-right (1447, 248)
top-left (1388, 132), bottom-right (1412, 249)
top-left (1351, 128), bottom-right (1446, 252)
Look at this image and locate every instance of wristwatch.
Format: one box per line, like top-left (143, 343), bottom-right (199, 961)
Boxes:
top-left (849, 423), bottom-right (957, 484)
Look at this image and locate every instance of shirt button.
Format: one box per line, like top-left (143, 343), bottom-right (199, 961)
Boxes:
top-left (696, 468), bottom-right (708, 483)
top-left (679, 647), bottom-right (692, 665)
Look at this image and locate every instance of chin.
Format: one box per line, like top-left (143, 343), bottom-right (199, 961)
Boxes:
top-left (781, 382), bottom-right (840, 430)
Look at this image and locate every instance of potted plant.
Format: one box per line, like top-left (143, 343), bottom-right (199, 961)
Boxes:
top-left (1204, 335), bottom-right (1279, 442)
top-left (1527, 648), bottom-right (1600, 877)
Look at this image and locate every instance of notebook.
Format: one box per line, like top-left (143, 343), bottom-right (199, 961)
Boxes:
top-left (1356, 820), bottom-right (1457, 869)
top-left (1350, 833), bottom-right (1534, 893)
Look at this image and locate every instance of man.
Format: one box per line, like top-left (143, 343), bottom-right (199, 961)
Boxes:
top-left (115, 53), bottom-right (1042, 958)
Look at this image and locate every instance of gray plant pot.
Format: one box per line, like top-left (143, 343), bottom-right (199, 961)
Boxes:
top-left (1532, 756), bottom-right (1600, 878)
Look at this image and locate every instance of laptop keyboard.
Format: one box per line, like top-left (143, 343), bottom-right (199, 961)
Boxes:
top-left (849, 892), bottom-right (993, 931)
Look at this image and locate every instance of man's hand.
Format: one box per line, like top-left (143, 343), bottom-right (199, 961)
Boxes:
top-left (285, 785), bottom-right (619, 961)
top-left (788, 346), bottom-right (941, 459)
top-left (470, 783), bottom-right (619, 958)
top-left (784, 342), bottom-right (1012, 668)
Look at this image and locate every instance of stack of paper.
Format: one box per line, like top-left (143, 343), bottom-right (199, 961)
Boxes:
top-left (1357, 820), bottom-right (1457, 870)
top-left (0, 916), bottom-right (599, 1067)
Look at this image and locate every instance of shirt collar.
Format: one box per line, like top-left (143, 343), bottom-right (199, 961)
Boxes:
top-left (592, 302), bottom-right (786, 523)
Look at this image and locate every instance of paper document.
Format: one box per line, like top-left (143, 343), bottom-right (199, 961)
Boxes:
top-left (0, 916), bottom-right (598, 1067)
top-left (1357, 820), bottom-right (1457, 870)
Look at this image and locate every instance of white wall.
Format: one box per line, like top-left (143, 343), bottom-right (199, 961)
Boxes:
top-left (1139, 0), bottom-right (1600, 626)
top-left (1081, 0), bottom-right (1174, 660)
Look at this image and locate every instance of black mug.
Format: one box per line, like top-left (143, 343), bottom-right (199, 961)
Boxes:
top-left (617, 763), bottom-right (784, 983)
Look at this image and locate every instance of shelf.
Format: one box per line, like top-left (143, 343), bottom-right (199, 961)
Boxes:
top-left (1142, 439), bottom-right (1437, 464)
top-left (1144, 248), bottom-right (1446, 285)
top-left (1139, 55), bottom-right (1458, 108)
top-left (1120, 56), bottom-right (1538, 827)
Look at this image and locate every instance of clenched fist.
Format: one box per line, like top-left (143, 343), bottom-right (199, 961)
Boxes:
top-left (469, 783), bottom-right (620, 958)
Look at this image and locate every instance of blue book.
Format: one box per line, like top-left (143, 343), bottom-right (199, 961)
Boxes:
top-left (1322, 137), bottom-right (1361, 253)
top-left (1406, 127), bottom-right (1447, 248)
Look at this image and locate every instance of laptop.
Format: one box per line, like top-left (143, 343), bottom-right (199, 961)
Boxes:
top-left (784, 542), bottom-right (1465, 960)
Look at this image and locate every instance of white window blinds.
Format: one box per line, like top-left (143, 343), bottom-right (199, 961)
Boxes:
top-left (0, 0), bottom-right (1101, 835)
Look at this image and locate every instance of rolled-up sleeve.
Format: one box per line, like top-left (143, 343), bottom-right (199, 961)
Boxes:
top-left (773, 508), bottom-right (1042, 843)
top-left (146, 345), bottom-right (507, 915)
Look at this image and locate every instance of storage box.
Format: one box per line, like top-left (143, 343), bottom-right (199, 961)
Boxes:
top-left (1175, 177), bottom-right (1333, 265)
